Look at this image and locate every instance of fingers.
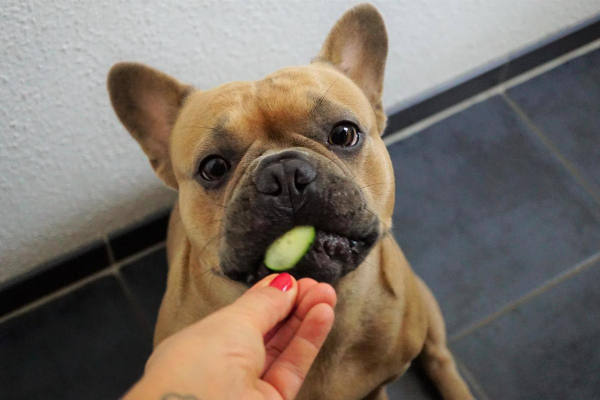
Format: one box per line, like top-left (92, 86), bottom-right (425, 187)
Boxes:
top-left (295, 280), bottom-right (337, 316)
top-left (263, 282), bottom-right (336, 371)
top-left (296, 278), bottom-right (320, 305)
top-left (224, 273), bottom-right (299, 336)
top-left (186, 274), bottom-right (335, 400)
top-left (263, 278), bottom-right (319, 344)
top-left (261, 303), bottom-right (335, 400)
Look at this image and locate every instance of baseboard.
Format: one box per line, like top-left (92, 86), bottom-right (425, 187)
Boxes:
top-left (0, 209), bottom-right (171, 318)
top-left (383, 14), bottom-right (600, 136)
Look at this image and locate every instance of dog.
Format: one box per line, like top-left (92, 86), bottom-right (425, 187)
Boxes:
top-left (108, 4), bottom-right (473, 399)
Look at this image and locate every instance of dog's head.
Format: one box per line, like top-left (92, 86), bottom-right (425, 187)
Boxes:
top-left (108, 4), bottom-right (394, 285)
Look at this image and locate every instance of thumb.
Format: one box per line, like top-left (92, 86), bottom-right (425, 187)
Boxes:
top-left (225, 273), bottom-right (298, 336)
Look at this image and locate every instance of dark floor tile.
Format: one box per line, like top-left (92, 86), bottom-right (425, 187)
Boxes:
top-left (452, 260), bottom-right (600, 400)
top-left (109, 209), bottom-right (170, 261)
top-left (387, 366), bottom-right (442, 400)
top-left (507, 48), bottom-right (600, 193)
top-left (0, 241), bottom-right (110, 318)
top-left (121, 246), bottom-right (168, 329)
top-left (388, 95), bottom-right (600, 335)
top-left (0, 276), bottom-right (152, 400)
top-left (386, 363), bottom-right (485, 400)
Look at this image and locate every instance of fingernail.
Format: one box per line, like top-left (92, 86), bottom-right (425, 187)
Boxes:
top-left (269, 273), bottom-right (292, 292)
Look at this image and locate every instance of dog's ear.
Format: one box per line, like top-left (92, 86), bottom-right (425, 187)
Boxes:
top-left (108, 63), bottom-right (191, 190)
top-left (315, 3), bottom-right (388, 133)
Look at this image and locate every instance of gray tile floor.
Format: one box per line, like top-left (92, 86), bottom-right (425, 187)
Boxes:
top-left (0, 277), bottom-right (151, 399)
top-left (388, 47), bottom-right (600, 399)
top-left (0, 48), bottom-right (599, 400)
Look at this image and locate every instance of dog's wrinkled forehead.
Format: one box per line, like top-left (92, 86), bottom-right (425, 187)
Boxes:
top-left (171, 65), bottom-right (373, 165)
top-left (107, 4), bottom-right (388, 191)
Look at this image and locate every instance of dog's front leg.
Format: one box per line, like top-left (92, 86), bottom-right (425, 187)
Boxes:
top-left (416, 278), bottom-right (474, 400)
top-left (362, 386), bottom-right (389, 400)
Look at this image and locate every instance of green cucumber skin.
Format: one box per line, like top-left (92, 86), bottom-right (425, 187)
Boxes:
top-left (264, 226), bottom-right (316, 271)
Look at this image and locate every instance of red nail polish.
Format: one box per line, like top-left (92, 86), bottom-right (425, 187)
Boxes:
top-left (269, 273), bottom-right (292, 292)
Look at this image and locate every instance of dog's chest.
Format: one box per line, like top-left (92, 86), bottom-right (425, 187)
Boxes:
top-left (299, 351), bottom-right (410, 400)
top-left (297, 300), bottom-right (417, 400)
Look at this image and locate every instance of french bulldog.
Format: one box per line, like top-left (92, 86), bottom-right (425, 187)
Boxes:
top-left (108, 4), bottom-right (473, 399)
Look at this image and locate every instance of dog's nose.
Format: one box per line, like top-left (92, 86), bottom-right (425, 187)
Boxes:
top-left (253, 150), bottom-right (317, 203)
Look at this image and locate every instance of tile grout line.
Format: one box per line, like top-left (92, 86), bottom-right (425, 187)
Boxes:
top-left (109, 238), bottom-right (166, 337)
top-left (0, 268), bottom-right (114, 326)
top-left (453, 354), bottom-right (492, 400)
top-left (449, 250), bottom-right (600, 343)
top-left (383, 38), bottom-right (600, 148)
top-left (0, 241), bottom-right (166, 326)
top-left (382, 85), bottom-right (503, 147)
top-left (503, 93), bottom-right (600, 207)
top-left (114, 268), bottom-right (156, 338)
top-left (114, 241), bottom-right (167, 269)
top-left (104, 234), bottom-right (116, 265)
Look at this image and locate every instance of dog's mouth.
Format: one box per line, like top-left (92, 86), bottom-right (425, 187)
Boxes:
top-left (219, 148), bottom-right (383, 286)
top-left (224, 227), bottom-right (379, 286)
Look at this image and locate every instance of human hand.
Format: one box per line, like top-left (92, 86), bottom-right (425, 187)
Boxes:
top-left (123, 273), bottom-right (337, 400)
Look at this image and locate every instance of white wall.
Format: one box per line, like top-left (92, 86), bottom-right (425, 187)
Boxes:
top-left (2, 0), bottom-right (599, 284)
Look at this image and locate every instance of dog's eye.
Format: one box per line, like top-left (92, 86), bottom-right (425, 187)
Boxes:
top-left (328, 123), bottom-right (359, 147)
top-left (199, 156), bottom-right (230, 181)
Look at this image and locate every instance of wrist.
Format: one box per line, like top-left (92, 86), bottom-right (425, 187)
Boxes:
top-left (123, 373), bottom-right (202, 400)
top-left (123, 366), bottom-right (234, 400)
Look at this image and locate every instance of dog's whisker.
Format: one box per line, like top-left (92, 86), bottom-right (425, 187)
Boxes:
top-left (358, 182), bottom-right (390, 190)
top-left (322, 155), bottom-right (351, 178)
top-left (206, 201), bottom-right (228, 210)
top-left (196, 232), bottom-right (226, 263)
top-left (319, 156), bottom-right (390, 225)
top-left (318, 157), bottom-right (387, 229)
top-left (197, 265), bottom-right (218, 278)
top-left (383, 225), bottom-right (403, 235)
top-left (315, 75), bottom-right (341, 106)
top-left (185, 220), bottom-right (224, 235)
top-left (196, 124), bottom-right (220, 132)
top-left (207, 264), bottom-right (222, 298)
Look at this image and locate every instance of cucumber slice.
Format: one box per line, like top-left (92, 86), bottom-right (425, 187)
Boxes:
top-left (264, 226), bottom-right (316, 271)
